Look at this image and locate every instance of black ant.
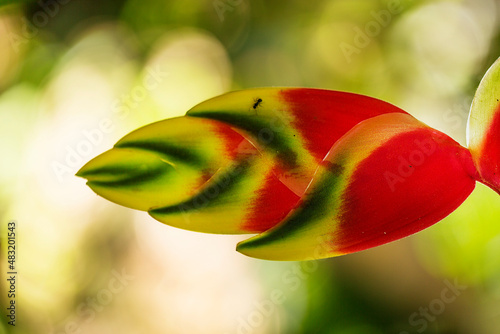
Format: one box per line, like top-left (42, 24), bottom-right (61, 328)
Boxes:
top-left (253, 98), bottom-right (262, 109)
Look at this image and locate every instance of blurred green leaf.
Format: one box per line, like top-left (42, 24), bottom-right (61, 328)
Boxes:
top-left (0, 0), bottom-right (33, 7)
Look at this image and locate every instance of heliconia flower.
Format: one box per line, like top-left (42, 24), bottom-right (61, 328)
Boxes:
top-left (467, 57), bottom-right (500, 195)
top-left (77, 57), bottom-right (500, 261)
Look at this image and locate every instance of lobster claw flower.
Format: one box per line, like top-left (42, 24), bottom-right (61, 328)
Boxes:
top-left (237, 113), bottom-right (477, 260)
top-left (78, 58), bottom-right (500, 261)
top-left (467, 57), bottom-right (500, 195)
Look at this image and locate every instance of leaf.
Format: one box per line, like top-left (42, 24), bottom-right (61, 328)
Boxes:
top-left (237, 113), bottom-right (477, 260)
top-left (0, 0), bottom-right (34, 8)
top-left (467, 57), bottom-right (500, 195)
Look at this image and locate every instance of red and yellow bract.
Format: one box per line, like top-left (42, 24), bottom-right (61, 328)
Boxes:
top-left (77, 57), bottom-right (500, 261)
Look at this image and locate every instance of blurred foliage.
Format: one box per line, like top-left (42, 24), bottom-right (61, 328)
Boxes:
top-left (0, 0), bottom-right (32, 8)
top-left (0, 0), bottom-right (499, 333)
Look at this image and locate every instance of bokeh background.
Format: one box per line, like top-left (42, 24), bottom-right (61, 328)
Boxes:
top-left (1, 0), bottom-right (500, 333)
